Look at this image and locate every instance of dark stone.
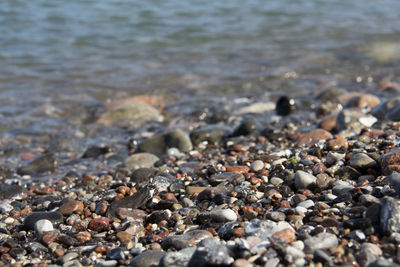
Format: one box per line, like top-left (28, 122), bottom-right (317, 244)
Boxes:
top-left (106, 247), bottom-right (125, 260)
top-left (146, 210), bottom-right (171, 224)
top-left (22, 211), bottom-right (63, 230)
top-left (0, 184), bottom-right (24, 200)
top-left (130, 168), bottom-right (174, 186)
top-left (389, 172), bottom-right (400, 195)
top-left (276, 96), bottom-right (295, 116)
top-left (208, 172), bottom-right (244, 186)
top-left (335, 166), bottom-right (361, 180)
top-left (161, 230), bottom-right (213, 251)
top-left (380, 197), bottom-right (400, 235)
top-left (190, 125), bottom-right (232, 146)
top-left (313, 249), bottom-right (333, 266)
top-left (17, 154), bottom-right (57, 175)
top-left (9, 248), bottom-right (26, 259)
top-left (138, 130), bottom-right (192, 157)
top-left (82, 145), bottom-right (110, 158)
top-left (0, 166), bottom-right (11, 180)
top-left (57, 235), bottom-right (78, 247)
top-left (231, 118), bottom-right (258, 137)
top-left (24, 242), bottom-right (47, 253)
top-left (107, 185), bottom-right (154, 218)
top-left (131, 250), bottom-right (166, 267)
top-left (217, 222), bottom-right (241, 240)
top-left (188, 238), bottom-right (234, 267)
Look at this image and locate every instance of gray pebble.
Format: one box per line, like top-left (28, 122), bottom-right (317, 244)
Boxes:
top-left (295, 171), bottom-right (316, 189)
top-left (250, 160), bottom-right (264, 172)
top-left (211, 209), bottom-right (237, 222)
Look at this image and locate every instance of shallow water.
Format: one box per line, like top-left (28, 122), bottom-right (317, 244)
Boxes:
top-left (1, 0), bottom-right (400, 180)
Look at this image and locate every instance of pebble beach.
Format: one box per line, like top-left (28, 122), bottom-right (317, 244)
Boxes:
top-left (1, 80), bottom-right (400, 266)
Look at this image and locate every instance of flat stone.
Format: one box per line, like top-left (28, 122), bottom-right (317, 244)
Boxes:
top-left (131, 250), bottom-right (166, 267)
top-left (294, 170), bottom-right (317, 189)
top-left (231, 118), bottom-right (259, 136)
top-left (138, 130), bottom-right (192, 157)
top-left (190, 125), bottom-right (232, 146)
top-left (116, 231), bottom-right (132, 245)
top-left (130, 168), bottom-right (174, 186)
top-left (125, 153), bottom-right (159, 171)
top-left (17, 154), bottom-right (57, 175)
top-left (345, 94), bottom-right (381, 109)
top-left (297, 200), bottom-right (314, 209)
top-left (250, 160), bottom-right (264, 172)
top-left (297, 129), bottom-right (332, 147)
top-left (318, 113), bottom-right (339, 132)
top-left (0, 184), bottom-right (24, 200)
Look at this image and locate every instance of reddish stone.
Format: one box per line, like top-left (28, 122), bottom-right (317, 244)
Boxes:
top-left (280, 200), bottom-right (291, 208)
top-left (313, 163), bottom-right (327, 174)
top-left (327, 138), bottom-right (348, 151)
top-left (76, 231), bottom-right (91, 243)
top-left (88, 217), bottom-right (110, 232)
top-left (233, 227), bottom-right (245, 237)
top-left (315, 201), bottom-right (330, 210)
top-left (58, 200), bottom-right (84, 215)
top-left (297, 129), bottom-right (333, 147)
top-left (117, 231), bottom-right (132, 245)
top-left (272, 228), bottom-right (295, 243)
top-left (226, 165), bottom-right (250, 174)
top-left (41, 231), bottom-right (59, 246)
top-left (0, 246), bottom-right (10, 254)
top-left (319, 113), bottom-right (339, 132)
top-left (381, 147), bottom-right (400, 175)
top-left (54, 248), bottom-right (65, 258)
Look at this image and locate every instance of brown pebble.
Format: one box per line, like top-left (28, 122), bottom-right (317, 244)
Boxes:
top-left (321, 218), bottom-right (341, 227)
top-left (95, 246), bottom-right (107, 255)
top-left (319, 113), bottom-right (339, 132)
top-left (226, 165), bottom-right (250, 174)
top-left (150, 243), bottom-right (162, 250)
top-left (1, 254), bottom-right (13, 263)
top-left (280, 200), bottom-right (291, 208)
top-left (76, 231), bottom-right (91, 243)
top-left (0, 246), bottom-right (10, 254)
top-left (117, 231), bottom-right (132, 245)
top-left (58, 200), bottom-right (84, 215)
top-left (54, 248), bottom-right (65, 258)
top-left (313, 163), bottom-right (327, 174)
top-left (297, 128), bottom-right (333, 147)
top-left (381, 147), bottom-right (400, 175)
top-left (345, 94), bottom-right (380, 108)
top-left (41, 231), bottom-right (59, 246)
top-left (233, 227), bottom-right (245, 237)
top-left (88, 217), bottom-right (110, 232)
top-left (272, 228), bottom-right (295, 243)
top-left (327, 138), bottom-right (348, 151)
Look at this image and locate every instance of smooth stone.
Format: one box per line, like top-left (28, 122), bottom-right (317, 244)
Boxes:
top-left (58, 201), bottom-right (84, 216)
top-left (23, 211), bottom-right (63, 230)
top-left (62, 252), bottom-right (79, 264)
top-left (380, 197), bottom-right (400, 235)
top-left (389, 172), bottom-right (400, 195)
top-left (276, 96), bottom-right (295, 116)
top-left (372, 97), bottom-right (400, 120)
top-left (88, 217), bottom-right (110, 232)
top-left (332, 183), bottom-right (354, 196)
top-left (381, 148), bottom-right (400, 175)
top-left (63, 260), bottom-right (83, 267)
top-left (34, 219), bottom-right (54, 238)
top-left (304, 232), bottom-right (338, 252)
top-left (269, 177), bottom-right (284, 186)
top-left (124, 153), bottom-right (159, 171)
top-left (146, 210), bottom-right (171, 224)
top-left (0, 184), bottom-right (24, 200)
top-left (231, 118), bottom-right (259, 136)
top-left (97, 100), bottom-right (163, 128)
top-left (159, 247), bottom-right (196, 267)
top-left (326, 151), bottom-right (345, 166)
top-left (211, 209), bottom-right (237, 222)
top-left (106, 247), bottom-right (125, 260)
top-left (313, 249), bottom-right (333, 266)
top-left (130, 250), bottom-right (166, 267)
top-left (297, 200), bottom-right (314, 209)
top-left (0, 202), bottom-right (13, 213)
top-left (250, 160), bottom-right (264, 172)
top-left (188, 238), bottom-right (234, 267)
top-left (190, 125), bottom-right (232, 146)
top-left (232, 258), bottom-right (253, 267)
top-left (82, 145), bottom-right (110, 158)
top-left (297, 129), bottom-right (332, 147)
top-left (319, 113), bottom-right (339, 132)
top-left (349, 153), bottom-right (377, 170)
top-left (345, 94), bottom-right (381, 109)
top-left (357, 242), bottom-right (382, 267)
top-left (368, 259), bottom-right (400, 267)
top-left (17, 154), bottom-right (57, 175)
top-left (138, 130), bottom-right (192, 157)
top-left (294, 171), bottom-right (317, 189)
top-left (336, 108), bottom-right (377, 136)
top-left (235, 102), bottom-right (275, 115)
top-left (95, 259), bottom-right (118, 267)
top-left (335, 166), bottom-right (361, 180)
top-left (161, 230), bottom-right (213, 250)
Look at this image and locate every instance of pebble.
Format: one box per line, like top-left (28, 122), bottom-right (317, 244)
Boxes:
top-left (22, 211), bottom-right (63, 230)
top-left (297, 128), bottom-right (332, 147)
top-left (349, 153), bottom-right (377, 170)
top-left (58, 200), bottom-right (84, 215)
top-left (297, 200), bottom-right (314, 209)
top-left (211, 209), bottom-right (237, 222)
top-left (380, 197), bottom-right (400, 235)
top-left (0, 184), bottom-right (24, 200)
top-left (304, 232), bottom-right (338, 252)
top-left (208, 172), bottom-right (244, 185)
top-left (61, 252), bottom-right (79, 264)
top-left (231, 118), bottom-right (258, 136)
top-left (34, 219), bottom-right (54, 238)
top-left (159, 247), bottom-right (196, 267)
top-left (232, 258), bottom-right (253, 267)
top-left (188, 238), bottom-right (234, 267)
top-left (250, 160), bottom-right (264, 172)
top-left (276, 96), bottom-right (296, 116)
top-left (17, 154), bottom-right (57, 175)
top-left (124, 153), bottom-right (159, 171)
top-left (381, 148), bottom-right (400, 175)
top-left (88, 217), bottom-right (110, 232)
top-left (190, 125), bottom-right (232, 146)
top-left (295, 170), bottom-right (317, 189)
top-left (161, 230), bottom-right (213, 250)
top-left (130, 250), bottom-right (166, 267)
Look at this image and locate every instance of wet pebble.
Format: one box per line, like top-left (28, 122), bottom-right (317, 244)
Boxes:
top-left (17, 154), bottom-right (57, 175)
top-left (58, 200), bottom-right (84, 216)
top-left (161, 230), bottom-right (213, 250)
top-left (124, 153), bottom-right (159, 171)
top-left (211, 209), bottom-right (237, 222)
top-left (295, 170), bottom-right (317, 189)
top-left (188, 238), bottom-right (234, 267)
top-left (159, 247), bottom-right (196, 267)
top-left (22, 211), bottom-right (63, 230)
top-left (130, 250), bottom-right (166, 267)
top-left (138, 130), bottom-right (192, 157)
top-left (88, 217), bottom-right (110, 232)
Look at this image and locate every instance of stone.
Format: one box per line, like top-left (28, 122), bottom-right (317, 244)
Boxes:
top-left (318, 113), bottom-right (339, 132)
top-left (106, 247), bottom-right (125, 260)
top-left (250, 160), bottom-right (264, 172)
top-left (297, 200), bottom-right (314, 209)
top-left (304, 232), bottom-right (338, 252)
top-left (188, 238), bottom-right (234, 267)
top-left (61, 252), bottom-right (79, 264)
top-left (231, 118), bottom-right (259, 136)
top-left (211, 209), bottom-right (237, 222)
top-left (161, 230), bottom-right (213, 251)
top-left (130, 250), bottom-right (166, 267)
top-left (335, 166), bottom-right (361, 180)
top-left (314, 249), bottom-right (333, 266)
top-left (380, 197), bottom-right (400, 235)
top-left (98, 100), bottom-right (163, 128)
top-left (327, 138), bottom-right (348, 151)
top-left (190, 125), bottom-right (232, 146)
top-left (58, 201), bottom-right (84, 216)
top-left (82, 145), bottom-right (110, 158)
top-left (372, 97), bottom-right (400, 120)
top-left (130, 168), bottom-right (174, 186)
top-left (23, 211), bottom-right (63, 230)
top-left (232, 258), bottom-right (252, 267)
top-left (17, 154), bottom-right (57, 175)
top-left (332, 182), bottom-right (354, 196)
top-left (276, 96), bottom-right (295, 116)
top-left (381, 148), bottom-right (400, 175)
top-left (349, 153), bottom-right (377, 170)
top-left (297, 129), bottom-right (332, 147)
top-left (88, 217), bottom-right (110, 232)
top-left (336, 108), bottom-right (377, 136)
top-left (345, 94), bottom-right (381, 109)
top-left (294, 170), bottom-right (317, 189)
top-left (124, 153), bottom-right (159, 171)
top-left (159, 247), bottom-right (196, 267)
top-left (138, 130), bottom-right (192, 157)
top-left (116, 231), bottom-right (132, 245)
top-left (272, 228), bottom-right (295, 243)
top-left (208, 172), bottom-right (244, 186)
top-left (389, 172), bottom-right (400, 195)
top-left (234, 102), bottom-right (275, 115)
top-left (0, 184), bottom-right (24, 200)
top-left (367, 259), bottom-right (400, 267)
top-left (34, 219), bottom-right (54, 238)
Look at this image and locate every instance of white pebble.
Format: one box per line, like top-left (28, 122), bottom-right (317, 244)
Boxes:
top-left (34, 219), bottom-right (54, 238)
